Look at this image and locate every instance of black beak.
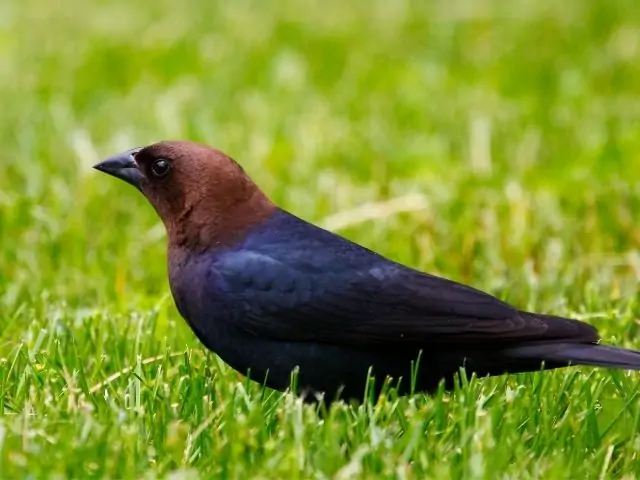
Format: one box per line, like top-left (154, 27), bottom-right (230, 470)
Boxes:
top-left (93, 148), bottom-right (144, 190)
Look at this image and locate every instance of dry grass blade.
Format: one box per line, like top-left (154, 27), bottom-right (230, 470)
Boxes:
top-left (319, 193), bottom-right (429, 231)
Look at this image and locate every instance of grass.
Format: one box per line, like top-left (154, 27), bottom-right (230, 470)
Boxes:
top-left (1, 0), bottom-right (640, 477)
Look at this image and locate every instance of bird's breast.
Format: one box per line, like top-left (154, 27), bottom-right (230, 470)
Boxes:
top-left (168, 253), bottom-right (235, 343)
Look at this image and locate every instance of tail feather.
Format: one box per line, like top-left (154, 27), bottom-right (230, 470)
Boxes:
top-left (504, 343), bottom-right (640, 371)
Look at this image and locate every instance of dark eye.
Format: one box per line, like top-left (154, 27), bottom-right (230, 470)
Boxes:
top-left (151, 158), bottom-right (171, 178)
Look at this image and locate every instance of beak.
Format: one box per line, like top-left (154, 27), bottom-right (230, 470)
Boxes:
top-left (93, 148), bottom-right (144, 190)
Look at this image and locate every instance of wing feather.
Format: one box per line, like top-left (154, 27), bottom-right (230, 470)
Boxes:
top-left (211, 249), bottom-right (589, 347)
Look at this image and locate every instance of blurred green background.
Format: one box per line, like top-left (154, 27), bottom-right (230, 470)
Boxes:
top-left (1, 0), bottom-right (640, 478)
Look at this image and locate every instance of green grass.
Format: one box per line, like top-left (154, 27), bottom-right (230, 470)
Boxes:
top-left (2, 0), bottom-right (640, 477)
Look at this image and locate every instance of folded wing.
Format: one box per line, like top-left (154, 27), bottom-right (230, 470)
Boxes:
top-left (212, 248), bottom-right (598, 347)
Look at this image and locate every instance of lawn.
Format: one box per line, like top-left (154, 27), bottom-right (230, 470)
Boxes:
top-left (2, 0), bottom-right (640, 478)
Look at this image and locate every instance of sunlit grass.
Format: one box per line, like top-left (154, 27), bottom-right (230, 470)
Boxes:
top-left (1, 0), bottom-right (640, 477)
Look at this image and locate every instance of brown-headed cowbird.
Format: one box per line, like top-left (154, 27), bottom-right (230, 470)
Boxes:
top-left (94, 141), bottom-right (640, 401)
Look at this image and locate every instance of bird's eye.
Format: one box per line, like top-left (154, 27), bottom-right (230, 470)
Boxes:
top-left (151, 158), bottom-right (171, 178)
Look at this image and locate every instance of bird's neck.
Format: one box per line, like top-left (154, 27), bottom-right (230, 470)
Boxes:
top-left (166, 188), bottom-right (277, 253)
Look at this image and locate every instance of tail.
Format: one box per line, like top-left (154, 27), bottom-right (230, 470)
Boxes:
top-left (503, 342), bottom-right (640, 370)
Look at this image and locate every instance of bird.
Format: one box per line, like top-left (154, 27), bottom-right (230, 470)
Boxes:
top-left (94, 140), bottom-right (640, 402)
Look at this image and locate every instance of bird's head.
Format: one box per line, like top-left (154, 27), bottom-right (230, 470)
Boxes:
top-left (94, 141), bottom-right (276, 250)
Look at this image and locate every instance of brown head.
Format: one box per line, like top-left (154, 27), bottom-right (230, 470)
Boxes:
top-left (94, 140), bottom-right (276, 251)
